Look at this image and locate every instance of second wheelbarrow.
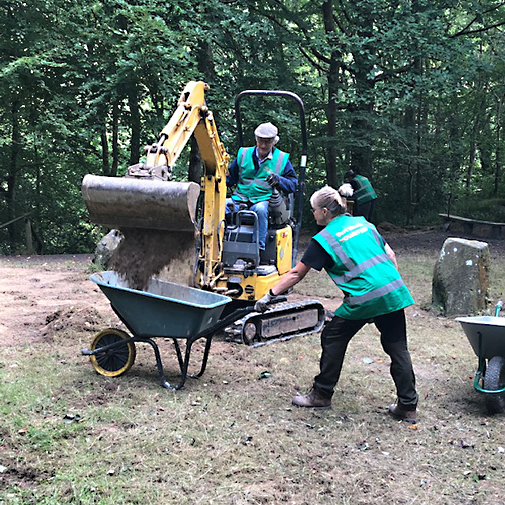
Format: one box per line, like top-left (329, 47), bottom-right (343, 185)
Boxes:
top-left (457, 304), bottom-right (505, 414)
top-left (82, 271), bottom-right (268, 390)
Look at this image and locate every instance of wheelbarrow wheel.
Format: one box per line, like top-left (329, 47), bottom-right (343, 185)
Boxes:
top-left (89, 329), bottom-right (136, 377)
top-left (484, 356), bottom-right (505, 414)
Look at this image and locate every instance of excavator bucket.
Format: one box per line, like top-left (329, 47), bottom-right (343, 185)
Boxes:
top-left (81, 175), bottom-right (200, 231)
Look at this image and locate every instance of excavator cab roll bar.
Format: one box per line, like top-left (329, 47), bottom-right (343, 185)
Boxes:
top-left (234, 90), bottom-right (308, 263)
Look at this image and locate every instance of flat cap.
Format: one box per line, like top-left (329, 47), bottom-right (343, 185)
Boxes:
top-left (254, 122), bottom-right (278, 139)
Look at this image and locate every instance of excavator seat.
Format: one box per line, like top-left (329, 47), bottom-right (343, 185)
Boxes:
top-left (223, 190), bottom-right (294, 268)
top-left (222, 210), bottom-right (260, 267)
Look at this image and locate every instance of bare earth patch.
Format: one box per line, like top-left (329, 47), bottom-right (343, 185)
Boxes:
top-left (0, 255), bottom-right (115, 348)
top-left (2, 224), bottom-right (503, 349)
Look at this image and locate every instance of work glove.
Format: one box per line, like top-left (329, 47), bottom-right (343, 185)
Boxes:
top-left (266, 174), bottom-right (280, 188)
top-left (254, 290), bottom-right (275, 313)
top-left (338, 183), bottom-right (354, 197)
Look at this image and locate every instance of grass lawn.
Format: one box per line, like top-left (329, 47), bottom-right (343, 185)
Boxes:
top-left (1, 242), bottom-right (505, 504)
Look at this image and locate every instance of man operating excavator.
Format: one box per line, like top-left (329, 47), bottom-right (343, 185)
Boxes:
top-left (226, 122), bottom-right (298, 255)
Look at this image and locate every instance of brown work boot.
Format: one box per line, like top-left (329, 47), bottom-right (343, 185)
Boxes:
top-left (292, 387), bottom-right (332, 410)
top-left (388, 402), bottom-right (417, 423)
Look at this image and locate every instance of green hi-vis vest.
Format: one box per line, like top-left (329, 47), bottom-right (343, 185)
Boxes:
top-left (353, 175), bottom-right (377, 205)
top-left (232, 147), bottom-right (290, 204)
top-left (314, 215), bottom-right (414, 320)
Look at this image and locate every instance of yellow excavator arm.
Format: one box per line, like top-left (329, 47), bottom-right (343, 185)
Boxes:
top-left (82, 82), bottom-right (327, 346)
top-left (82, 81), bottom-right (230, 289)
top-left (157, 81), bottom-right (230, 289)
top-left (139, 81), bottom-right (229, 180)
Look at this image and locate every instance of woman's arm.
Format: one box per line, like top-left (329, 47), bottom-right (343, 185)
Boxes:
top-left (384, 243), bottom-right (398, 269)
top-left (271, 261), bottom-right (312, 296)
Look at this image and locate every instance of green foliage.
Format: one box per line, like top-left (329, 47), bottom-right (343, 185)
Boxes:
top-left (453, 197), bottom-right (505, 222)
top-left (1, 0), bottom-right (504, 253)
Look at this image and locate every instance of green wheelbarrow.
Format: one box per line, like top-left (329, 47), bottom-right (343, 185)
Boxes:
top-left (82, 271), bottom-right (276, 390)
top-left (457, 301), bottom-right (505, 414)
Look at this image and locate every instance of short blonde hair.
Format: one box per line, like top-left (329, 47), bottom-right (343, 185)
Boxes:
top-left (310, 185), bottom-right (346, 217)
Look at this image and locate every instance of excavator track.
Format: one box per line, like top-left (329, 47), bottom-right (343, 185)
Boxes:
top-left (224, 299), bottom-right (325, 347)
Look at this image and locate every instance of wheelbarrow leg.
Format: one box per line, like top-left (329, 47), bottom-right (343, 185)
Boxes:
top-left (168, 336), bottom-right (213, 389)
top-left (142, 338), bottom-right (175, 390)
top-left (171, 338), bottom-right (185, 371)
top-left (473, 331), bottom-right (486, 390)
top-left (172, 339), bottom-right (197, 390)
top-left (194, 337), bottom-right (213, 378)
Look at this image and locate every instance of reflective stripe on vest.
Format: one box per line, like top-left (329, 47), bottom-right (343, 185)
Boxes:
top-left (233, 147), bottom-right (289, 203)
top-left (316, 217), bottom-right (406, 308)
top-left (319, 228), bottom-right (392, 286)
top-left (343, 278), bottom-right (405, 306)
top-left (353, 175), bottom-right (376, 204)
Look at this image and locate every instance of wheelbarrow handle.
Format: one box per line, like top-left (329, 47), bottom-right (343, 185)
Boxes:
top-left (198, 296), bottom-right (287, 338)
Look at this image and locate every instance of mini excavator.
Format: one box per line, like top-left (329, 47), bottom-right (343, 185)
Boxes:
top-left (82, 81), bottom-right (324, 345)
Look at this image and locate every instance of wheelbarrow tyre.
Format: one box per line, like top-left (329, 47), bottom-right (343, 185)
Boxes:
top-left (89, 328), bottom-right (136, 377)
top-left (484, 356), bottom-right (505, 414)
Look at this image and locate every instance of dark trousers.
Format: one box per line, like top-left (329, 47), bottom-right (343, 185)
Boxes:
top-left (354, 199), bottom-right (375, 221)
top-left (313, 309), bottom-right (418, 408)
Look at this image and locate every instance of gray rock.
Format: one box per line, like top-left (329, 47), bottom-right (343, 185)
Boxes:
top-left (93, 229), bottom-right (123, 269)
top-left (432, 238), bottom-right (490, 316)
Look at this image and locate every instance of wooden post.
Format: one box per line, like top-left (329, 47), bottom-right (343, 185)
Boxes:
top-left (25, 218), bottom-right (33, 254)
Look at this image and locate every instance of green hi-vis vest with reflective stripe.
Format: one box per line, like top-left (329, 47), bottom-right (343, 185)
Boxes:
top-left (232, 147), bottom-right (290, 204)
top-left (314, 215), bottom-right (413, 320)
top-left (353, 175), bottom-right (377, 205)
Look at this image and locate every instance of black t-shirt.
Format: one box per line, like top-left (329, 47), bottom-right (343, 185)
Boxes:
top-left (301, 239), bottom-right (334, 271)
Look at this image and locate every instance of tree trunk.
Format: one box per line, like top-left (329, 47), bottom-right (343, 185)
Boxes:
top-left (189, 136), bottom-right (202, 183)
top-left (33, 132), bottom-right (44, 253)
top-left (494, 93), bottom-right (504, 196)
top-left (321, 0), bottom-right (340, 188)
top-left (197, 40), bottom-right (215, 81)
top-left (101, 126), bottom-right (110, 175)
top-left (112, 99), bottom-right (120, 176)
top-left (7, 99), bottom-right (20, 244)
top-left (190, 36), bottom-right (214, 182)
top-left (478, 118), bottom-right (492, 176)
top-left (128, 86), bottom-right (141, 166)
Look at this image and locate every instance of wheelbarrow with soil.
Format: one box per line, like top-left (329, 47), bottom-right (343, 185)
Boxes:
top-left (82, 271), bottom-right (283, 390)
top-left (457, 301), bottom-right (505, 414)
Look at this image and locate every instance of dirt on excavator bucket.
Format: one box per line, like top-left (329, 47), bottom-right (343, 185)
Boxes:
top-left (82, 175), bottom-right (201, 291)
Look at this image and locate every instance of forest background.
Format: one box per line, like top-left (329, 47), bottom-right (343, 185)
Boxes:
top-left (1, 0), bottom-right (505, 255)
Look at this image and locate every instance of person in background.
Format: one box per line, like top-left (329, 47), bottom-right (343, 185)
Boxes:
top-left (226, 122), bottom-right (298, 251)
top-left (344, 169), bottom-right (377, 221)
top-left (254, 185), bottom-right (418, 423)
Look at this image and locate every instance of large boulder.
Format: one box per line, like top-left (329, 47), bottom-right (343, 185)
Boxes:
top-left (93, 229), bottom-right (123, 269)
top-left (432, 238), bottom-right (490, 316)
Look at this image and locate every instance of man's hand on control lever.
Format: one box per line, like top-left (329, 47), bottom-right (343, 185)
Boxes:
top-left (266, 174), bottom-right (279, 188)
